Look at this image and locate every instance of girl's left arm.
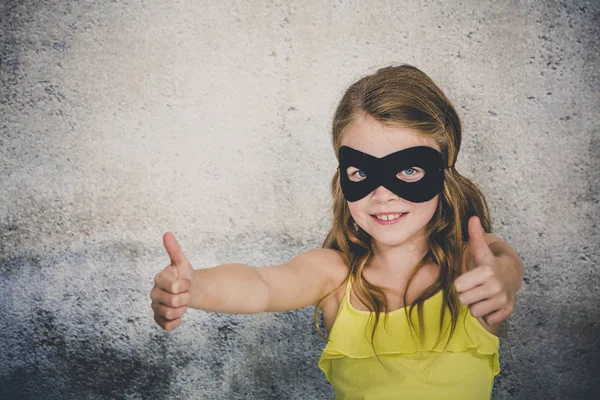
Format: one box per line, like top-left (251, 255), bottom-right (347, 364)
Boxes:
top-left (454, 217), bottom-right (524, 330)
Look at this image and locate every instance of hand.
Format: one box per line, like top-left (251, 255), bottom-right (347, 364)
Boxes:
top-left (150, 232), bottom-right (196, 331)
top-left (454, 216), bottom-right (517, 326)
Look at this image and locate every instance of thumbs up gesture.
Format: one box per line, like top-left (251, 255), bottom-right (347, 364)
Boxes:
top-left (454, 216), bottom-right (519, 326)
top-left (150, 232), bottom-right (196, 331)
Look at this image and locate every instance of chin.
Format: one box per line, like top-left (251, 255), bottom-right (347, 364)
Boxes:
top-left (362, 222), bottom-right (430, 250)
top-left (361, 228), bottom-right (409, 245)
top-left (372, 234), bottom-right (417, 249)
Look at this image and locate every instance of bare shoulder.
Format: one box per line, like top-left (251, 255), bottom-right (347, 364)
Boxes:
top-left (294, 248), bottom-right (348, 289)
top-left (255, 248), bottom-right (349, 313)
top-left (290, 248), bottom-right (349, 312)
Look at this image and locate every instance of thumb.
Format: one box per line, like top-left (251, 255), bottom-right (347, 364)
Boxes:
top-left (468, 216), bottom-right (494, 265)
top-left (163, 232), bottom-right (195, 282)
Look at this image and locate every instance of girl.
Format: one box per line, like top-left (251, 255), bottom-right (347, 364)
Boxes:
top-left (151, 65), bottom-right (523, 399)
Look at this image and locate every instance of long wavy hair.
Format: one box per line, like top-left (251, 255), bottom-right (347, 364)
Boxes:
top-left (314, 64), bottom-right (493, 354)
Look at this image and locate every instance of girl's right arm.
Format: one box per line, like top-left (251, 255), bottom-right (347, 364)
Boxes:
top-left (150, 232), bottom-right (348, 331)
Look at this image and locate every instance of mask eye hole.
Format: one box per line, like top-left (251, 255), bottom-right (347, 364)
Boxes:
top-left (397, 167), bottom-right (425, 182)
top-left (347, 167), bottom-right (367, 182)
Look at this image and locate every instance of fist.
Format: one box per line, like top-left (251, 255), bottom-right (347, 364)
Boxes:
top-left (454, 216), bottom-right (517, 326)
top-left (150, 232), bottom-right (195, 331)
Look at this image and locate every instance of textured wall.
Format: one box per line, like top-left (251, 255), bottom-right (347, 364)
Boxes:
top-left (1, 0), bottom-right (598, 399)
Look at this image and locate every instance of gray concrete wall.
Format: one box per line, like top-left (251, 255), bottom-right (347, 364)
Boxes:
top-left (1, 0), bottom-right (598, 399)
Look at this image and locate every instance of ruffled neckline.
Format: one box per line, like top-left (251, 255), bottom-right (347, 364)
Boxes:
top-left (319, 275), bottom-right (501, 378)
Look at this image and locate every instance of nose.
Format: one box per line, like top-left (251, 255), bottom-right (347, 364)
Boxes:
top-left (371, 185), bottom-right (399, 203)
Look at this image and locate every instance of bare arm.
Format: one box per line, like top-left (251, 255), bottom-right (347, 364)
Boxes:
top-left (256, 249), bottom-right (348, 312)
top-left (186, 263), bottom-right (269, 313)
top-left (151, 233), bottom-right (347, 330)
top-left (187, 249), bottom-right (347, 313)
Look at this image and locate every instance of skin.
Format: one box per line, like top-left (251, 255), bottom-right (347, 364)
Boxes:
top-left (150, 115), bottom-right (524, 336)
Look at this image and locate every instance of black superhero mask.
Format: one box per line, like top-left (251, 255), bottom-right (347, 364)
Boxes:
top-left (338, 145), bottom-right (452, 203)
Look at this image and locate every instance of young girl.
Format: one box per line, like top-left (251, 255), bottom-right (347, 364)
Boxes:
top-left (151, 65), bottom-right (523, 399)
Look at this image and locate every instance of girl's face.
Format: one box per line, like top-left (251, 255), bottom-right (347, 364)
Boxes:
top-left (340, 115), bottom-right (441, 250)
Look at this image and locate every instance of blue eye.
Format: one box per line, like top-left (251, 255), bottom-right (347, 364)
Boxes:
top-left (347, 168), bottom-right (367, 182)
top-left (397, 167), bottom-right (424, 182)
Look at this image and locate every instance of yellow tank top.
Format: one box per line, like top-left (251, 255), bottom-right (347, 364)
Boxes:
top-left (318, 276), bottom-right (500, 399)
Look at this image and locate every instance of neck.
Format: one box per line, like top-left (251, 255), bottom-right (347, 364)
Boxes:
top-left (371, 234), bottom-right (430, 277)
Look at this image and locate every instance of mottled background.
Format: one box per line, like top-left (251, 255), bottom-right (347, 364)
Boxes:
top-left (1, 0), bottom-right (598, 399)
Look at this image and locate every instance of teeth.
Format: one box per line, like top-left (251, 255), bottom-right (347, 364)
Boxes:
top-left (376, 213), bottom-right (402, 221)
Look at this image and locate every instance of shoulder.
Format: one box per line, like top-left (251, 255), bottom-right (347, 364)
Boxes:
top-left (288, 249), bottom-right (349, 313)
top-left (254, 248), bottom-right (349, 313)
top-left (294, 248), bottom-right (349, 288)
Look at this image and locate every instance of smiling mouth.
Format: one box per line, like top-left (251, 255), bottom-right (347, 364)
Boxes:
top-left (370, 213), bottom-right (408, 224)
top-left (373, 213), bottom-right (403, 221)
